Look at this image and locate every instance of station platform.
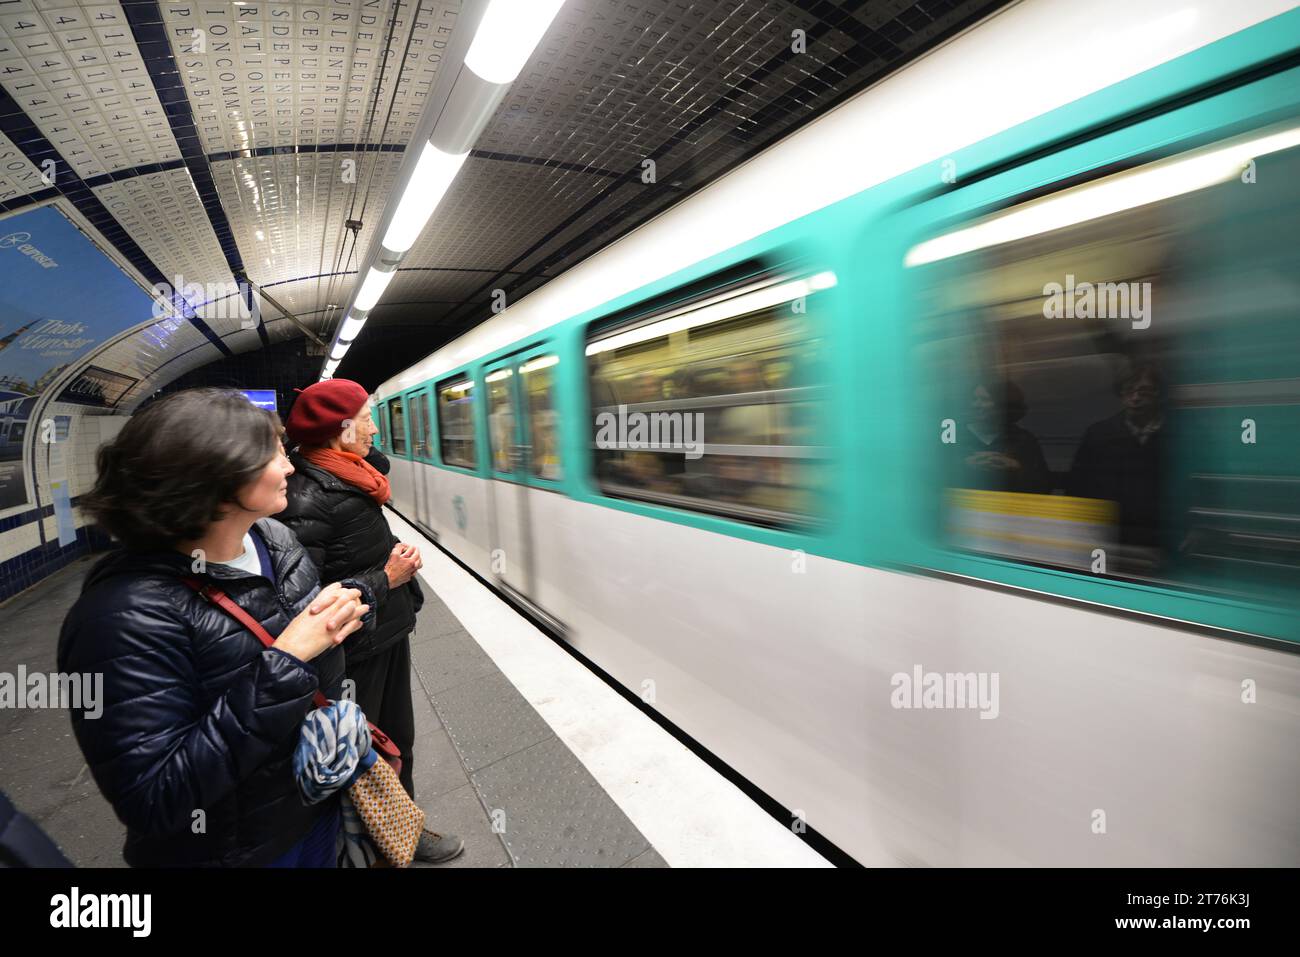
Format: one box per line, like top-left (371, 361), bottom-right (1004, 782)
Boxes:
top-left (0, 508), bottom-right (828, 868)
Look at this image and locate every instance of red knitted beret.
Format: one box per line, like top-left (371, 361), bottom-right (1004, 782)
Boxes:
top-left (285, 378), bottom-right (370, 446)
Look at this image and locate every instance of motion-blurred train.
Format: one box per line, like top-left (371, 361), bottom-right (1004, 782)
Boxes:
top-left (368, 0), bottom-right (1300, 865)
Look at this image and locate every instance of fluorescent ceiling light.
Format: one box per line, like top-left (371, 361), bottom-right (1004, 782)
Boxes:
top-left (485, 368), bottom-right (513, 382)
top-left (808, 270), bottom-right (837, 291)
top-left (521, 354), bottom-right (559, 374)
top-left (323, 358), bottom-right (340, 376)
top-left (354, 267), bottom-right (396, 311)
top-left (330, 341), bottom-right (350, 362)
top-left (905, 123), bottom-right (1300, 266)
top-left (338, 315), bottom-right (365, 341)
top-left (586, 271), bottom-right (837, 356)
top-left (382, 143), bottom-right (470, 252)
top-left (464, 0), bottom-right (565, 85)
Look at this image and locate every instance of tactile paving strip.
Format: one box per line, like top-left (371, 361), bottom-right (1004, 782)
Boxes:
top-left (431, 670), bottom-right (553, 774)
top-left (411, 581), bottom-right (667, 867)
top-left (471, 736), bottom-right (653, 868)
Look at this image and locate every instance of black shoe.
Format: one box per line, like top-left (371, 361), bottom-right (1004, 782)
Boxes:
top-left (414, 829), bottom-right (465, 864)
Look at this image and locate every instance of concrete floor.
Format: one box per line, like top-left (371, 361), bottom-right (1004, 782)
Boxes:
top-left (0, 552), bottom-right (665, 868)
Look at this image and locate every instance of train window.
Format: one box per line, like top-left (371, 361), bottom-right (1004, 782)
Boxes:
top-left (486, 368), bottom-right (515, 473)
top-left (419, 392), bottom-right (434, 459)
top-left (910, 120), bottom-right (1300, 599)
top-left (408, 392), bottom-right (431, 459)
top-left (437, 377), bottom-right (477, 469)
top-left (586, 270), bottom-right (833, 527)
top-left (522, 355), bottom-right (561, 480)
top-left (389, 396), bottom-right (407, 456)
top-left (376, 402), bottom-right (388, 449)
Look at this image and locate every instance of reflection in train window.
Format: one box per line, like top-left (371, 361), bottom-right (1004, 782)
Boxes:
top-left (408, 391), bottom-right (431, 459)
top-left (910, 120), bottom-right (1300, 600)
top-left (522, 355), bottom-right (561, 480)
top-left (389, 396), bottom-right (407, 456)
top-left (586, 270), bottom-right (834, 528)
top-left (486, 367), bottom-right (515, 473)
top-left (437, 378), bottom-right (476, 469)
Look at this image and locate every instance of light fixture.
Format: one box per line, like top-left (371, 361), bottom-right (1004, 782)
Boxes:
top-left (330, 341), bottom-right (350, 362)
top-left (354, 267), bottom-right (396, 311)
top-left (322, 0), bottom-right (569, 378)
top-left (521, 354), bottom-right (559, 374)
top-left (585, 271), bottom-right (838, 356)
top-left (464, 0), bottom-right (566, 85)
top-left (485, 367), bottom-right (513, 382)
top-left (809, 270), bottom-right (837, 291)
top-left (382, 143), bottom-right (471, 252)
top-left (338, 314), bottom-right (365, 341)
top-left (905, 123), bottom-right (1300, 267)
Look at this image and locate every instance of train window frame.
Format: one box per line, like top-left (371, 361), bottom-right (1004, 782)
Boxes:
top-left (583, 265), bottom-right (834, 530)
top-left (388, 395), bottom-right (408, 457)
top-left (375, 400), bottom-right (388, 451)
top-left (521, 352), bottom-right (563, 484)
top-left (435, 373), bottom-right (479, 472)
top-left (896, 91), bottom-right (1300, 644)
top-left (484, 364), bottom-right (517, 477)
top-left (406, 388), bottom-right (433, 462)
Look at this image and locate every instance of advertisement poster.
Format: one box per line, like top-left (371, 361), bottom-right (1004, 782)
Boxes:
top-left (0, 204), bottom-right (157, 510)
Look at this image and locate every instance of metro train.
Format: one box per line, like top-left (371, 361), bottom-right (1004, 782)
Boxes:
top-left (367, 0), bottom-right (1300, 865)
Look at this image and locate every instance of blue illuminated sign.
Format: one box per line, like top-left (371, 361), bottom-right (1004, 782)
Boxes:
top-left (239, 389), bottom-right (278, 413)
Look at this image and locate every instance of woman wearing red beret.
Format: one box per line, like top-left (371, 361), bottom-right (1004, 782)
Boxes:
top-left (278, 378), bottom-right (463, 864)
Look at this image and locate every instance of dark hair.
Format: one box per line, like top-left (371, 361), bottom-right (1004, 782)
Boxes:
top-left (1116, 360), bottom-right (1167, 397)
top-left (974, 378), bottom-right (1028, 424)
top-left (82, 389), bottom-right (282, 551)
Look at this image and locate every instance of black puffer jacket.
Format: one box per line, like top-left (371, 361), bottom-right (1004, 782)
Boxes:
top-left (277, 448), bottom-right (421, 665)
top-left (57, 518), bottom-right (346, 867)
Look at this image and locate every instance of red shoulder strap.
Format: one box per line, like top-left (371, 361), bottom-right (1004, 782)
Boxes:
top-left (182, 578), bottom-right (401, 763)
top-left (183, 578), bottom-right (277, 647)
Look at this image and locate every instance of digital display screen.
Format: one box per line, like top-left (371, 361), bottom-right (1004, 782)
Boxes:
top-left (239, 389), bottom-right (278, 413)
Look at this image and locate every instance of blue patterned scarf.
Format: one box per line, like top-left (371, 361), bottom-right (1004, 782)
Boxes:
top-left (294, 699), bottom-right (380, 867)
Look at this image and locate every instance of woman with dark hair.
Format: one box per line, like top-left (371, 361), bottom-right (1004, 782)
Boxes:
top-left (953, 378), bottom-right (1052, 494)
top-left (57, 388), bottom-right (371, 867)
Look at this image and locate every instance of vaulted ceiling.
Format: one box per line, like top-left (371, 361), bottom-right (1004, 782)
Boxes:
top-left (0, 0), bottom-right (1010, 397)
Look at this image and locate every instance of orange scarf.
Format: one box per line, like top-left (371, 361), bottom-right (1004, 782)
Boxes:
top-left (300, 446), bottom-right (391, 505)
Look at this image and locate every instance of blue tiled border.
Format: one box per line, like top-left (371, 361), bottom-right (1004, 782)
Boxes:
top-left (0, 497), bottom-right (109, 604)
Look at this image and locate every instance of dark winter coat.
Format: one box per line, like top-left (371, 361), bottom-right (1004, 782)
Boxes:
top-left (1068, 412), bottom-right (1167, 548)
top-left (56, 518), bottom-right (348, 867)
top-left (277, 448), bottom-right (421, 665)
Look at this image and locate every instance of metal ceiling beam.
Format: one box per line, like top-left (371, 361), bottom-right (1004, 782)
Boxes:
top-left (236, 274), bottom-right (328, 348)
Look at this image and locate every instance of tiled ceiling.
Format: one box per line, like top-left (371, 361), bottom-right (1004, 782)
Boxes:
top-left (0, 0), bottom-right (1011, 397)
